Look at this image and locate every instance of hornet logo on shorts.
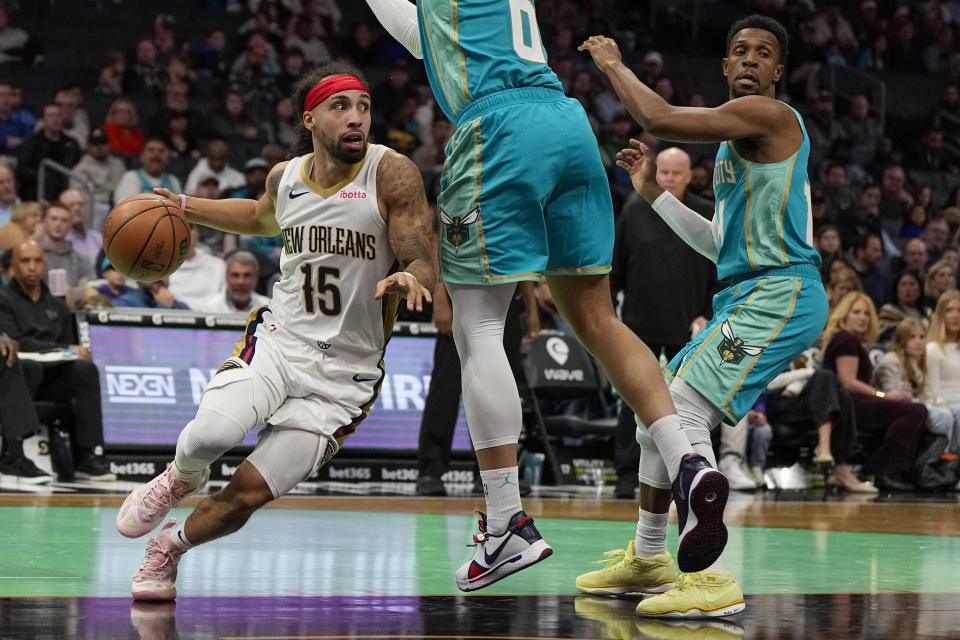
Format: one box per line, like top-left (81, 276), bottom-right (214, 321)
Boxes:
top-left (439, 207), bottom-right (479, 253)
top-left (717, 320), bottom-right (765, 365)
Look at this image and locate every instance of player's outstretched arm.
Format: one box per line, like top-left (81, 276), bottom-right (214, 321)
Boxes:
top-left (579, 36), bottom-right (790, 144)
top-left (153, 162), bottom-right (286, 237)
top-left (374, 151), bottom-right (437, 311)
top-left (365, 0), bottom-right (423, 59)
top-left (618, 140), bottom-right (718, 262)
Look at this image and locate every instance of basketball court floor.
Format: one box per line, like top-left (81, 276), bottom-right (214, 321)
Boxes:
top-left (1, 480), bottom-right (958, 639)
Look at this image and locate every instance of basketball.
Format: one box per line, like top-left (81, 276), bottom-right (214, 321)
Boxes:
top-left (102, 194), bottom-right (191, 282)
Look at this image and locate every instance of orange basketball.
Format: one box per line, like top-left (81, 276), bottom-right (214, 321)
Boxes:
top-left (102, 194), bottom-right (191, 282)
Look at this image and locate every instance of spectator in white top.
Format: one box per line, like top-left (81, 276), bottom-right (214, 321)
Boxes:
top-left (113, 138), bottom-right (182, 202)
top-left (168, 223), bottom-right (225, 310)
top-left (198, 250), bottom-right (268, 314)
top-left (184, 139), bottom-right (245, 195)
top-left (59, 188), bottom-right (101, 266)
top-left (69, 128), bottom-right (126, 231)
top-left (284, 14), bottom-right (331, 65)
top-left (925, 289), bottom-right (960, 454)
top-left (0, 164), bottom-right (21, 226)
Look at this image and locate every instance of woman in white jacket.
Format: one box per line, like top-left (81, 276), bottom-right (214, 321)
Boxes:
top-left (923, 291), bottom-right (960, 455)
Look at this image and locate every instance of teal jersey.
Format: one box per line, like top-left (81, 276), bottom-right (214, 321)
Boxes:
top-left (712, 104), bottom-right (821, 282)
top-left (417, 0), bottom-right (563, 121)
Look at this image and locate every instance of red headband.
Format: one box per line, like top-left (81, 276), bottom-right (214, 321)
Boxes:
top-left (304, 75), bottom-right (370, 112)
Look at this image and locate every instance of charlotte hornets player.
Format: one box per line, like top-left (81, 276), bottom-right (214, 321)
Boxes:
top-left (576, 16), bottom-right (829, 617)
top-left (114, 62), bottom-right (437, 601)
top-left (365, 0), bottom-right (730, 592)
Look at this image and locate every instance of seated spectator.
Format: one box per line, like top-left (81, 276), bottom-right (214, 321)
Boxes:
top-left (0, 332), bottom-right (51, 483)
top-left (902, 204), bottom-right (928, 240)
top-left (39, 201), bottom-right (94, 305)
top-left (51, 88), bottom-right (89, 154)
top-left (68, 128), bottom-right (126, 231)
top-left (0, 81), bottom-right (33, 159)
top-left (16, 102), bottom-right (82, 202)
top-left (184, 139), bottom-right (245, 195)
top-left (102, 98), bottom-right (145, 159)
top-left (80, 288), bottom-right (112, 310)
top-left (211, 90), bottom-right (263, 148)
top-left (87, 257), bottom-right (135, 302)
top-left (113, 138), bottom-right (182, 202)
top-left (839, 184), bottom-right (883, 251)
top-left (410, 117), bottom-right (451, 176)
top-left (815, 224), bottom-right (842, 269)
top-left (168, 224), bottom-right (225, 309)
top-left (0, 164), bottom-right (20, 225)
top-left (840, 94), bottom-right (882, 166)
top-left (0, 201), bottom-right (40, 252)
top-left (0, 240), bottom-right (114, 481)
top-left (925, 259), bottom-right (956, 307)
top-left (0, 7), bottom-right (42, 65)
top-left (157, 110), bottom-right (200, 184)
top-left (827, 265), bottom-right (862, 310)
top-left (114, 277), bottom-right (188, 309)
top-left (260, 143), bottom-right (285, 170)
top-left (850, 233), bottom-right (890, 309)
top-left (285, 13), bottom-right (331, 65)
top-left (60, 189), bottom-right (101, 266)
top-left (193, 28), bottom-right (229, 85)
top-left (924, 291), bottom-right (960, 456)
top-left (819, 164), bottom-right (856, 223)
top-left (922, 216), bottom-right (950, 266)
top-left (822, 292), bottom-right (926, 490)
top-left (878, 271), bottom-right (930, 341)
top-left (767, 359), bottom-right (874, 493)
top-left (94, 48), bottom-right (126, 97)
top-left (228, 33), bottom-right (282, 122)
top-left (265, 96), bottom-right (297, 148)
top-left (197, 250), bottom-right (268, 314)
top-left (897, 238), bottom-right (929, 280)
top-left (908, 127), bottom-right (958, 172)
top-left (122, 38), bottom-right (165, 96)
top-left (876, 318), bottom-right (958, 456)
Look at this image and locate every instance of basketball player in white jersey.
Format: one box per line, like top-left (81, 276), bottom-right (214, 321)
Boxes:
top-left (113, 62), bottom-right (437, 601)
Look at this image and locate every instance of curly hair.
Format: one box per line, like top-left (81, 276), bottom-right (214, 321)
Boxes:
top-left (290, 62), bottom-right (370, 157)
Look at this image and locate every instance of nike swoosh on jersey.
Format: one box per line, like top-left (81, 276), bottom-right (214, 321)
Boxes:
top-left (352, 374), bottom-right (379, 383)
top-left (483, 533), bottom-right (515, 566)
top-left (289, 190), bottom-right (309, 199)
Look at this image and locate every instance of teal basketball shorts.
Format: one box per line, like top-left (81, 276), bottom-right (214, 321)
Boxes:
top-left (437, 87), bottom-right (614, 284)
top-left (664, 265), bottom-right (829, 425)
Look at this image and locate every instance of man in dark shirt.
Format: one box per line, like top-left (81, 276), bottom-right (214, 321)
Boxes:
top-left (0, 240), bottom-right (114, 481)
top-left (610, 147), bottom-right (718, 498)
top-left (16, 103), bottom-right (81, 202)
top-left (0, 332), bottom-right (50, 483)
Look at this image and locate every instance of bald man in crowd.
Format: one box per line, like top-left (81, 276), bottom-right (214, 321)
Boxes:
top-left (609, 147), bottom-right (718, 498)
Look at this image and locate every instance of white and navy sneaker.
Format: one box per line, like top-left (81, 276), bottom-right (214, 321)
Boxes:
top-left (455, 510), bottom-right (553, 592)
top-left (673, 454), bottom-right (729, 573)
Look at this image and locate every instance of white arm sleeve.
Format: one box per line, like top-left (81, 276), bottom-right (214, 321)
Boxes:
top-left (365, 0), bottom-right (423, 59)
top-left (651, 191), bottom-right (719, 263)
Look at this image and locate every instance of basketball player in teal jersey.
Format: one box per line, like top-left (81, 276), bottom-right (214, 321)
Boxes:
top-left (365, 0), bottom-right (733, 592)
top-left (575, 16), bottom-right (829, 618)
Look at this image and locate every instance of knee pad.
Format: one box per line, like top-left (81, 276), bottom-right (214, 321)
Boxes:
top-left (635, 416), bottom-right (670, 490)
top-left (176, 408), bottom-right (248, 469)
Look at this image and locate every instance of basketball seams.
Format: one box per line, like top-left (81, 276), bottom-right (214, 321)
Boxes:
top-left (104, 195), bottom-right (191, 281)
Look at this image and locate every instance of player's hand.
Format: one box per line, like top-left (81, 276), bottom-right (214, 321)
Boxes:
top-left (523, 305), bottom-right (540, 344)
top-left (617, 139), bottom-right (663, 202)
top-left (0, 334), bottom-right (18, 367)
top-left (432, 295), bottom-right (453, 335)
top-left (153, 188), bottom-right (182, 209)
top-left (578, 36), bottom-right (623, 73)
top-left (375, 271), bottom-right (433, 312)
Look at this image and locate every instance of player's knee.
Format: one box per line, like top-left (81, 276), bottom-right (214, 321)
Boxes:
top-left (177, 409), bottom-right (246, 463)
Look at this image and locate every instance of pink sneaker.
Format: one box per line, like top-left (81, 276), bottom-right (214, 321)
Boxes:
top-left (131, 521), bottom-right (186, 601)
top-left (116, 465), bottom-right (210, 539)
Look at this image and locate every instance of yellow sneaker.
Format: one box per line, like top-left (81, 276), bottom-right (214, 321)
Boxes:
top-left (576, 541), bottom-right (679, 595)
top-left (635, 619), bottom-right (744, 639)
top-left (574, 596), bottom-right (642, 640)
top-left (636, 569), bottom-right (745, 618)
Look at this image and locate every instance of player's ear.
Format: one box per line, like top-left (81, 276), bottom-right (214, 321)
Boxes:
top-left (721, 57), bottom-right (730, 78)
top-left (772, 63), bottom-right (784, 83)
top-left (302, 110), bottom-right (314, 129)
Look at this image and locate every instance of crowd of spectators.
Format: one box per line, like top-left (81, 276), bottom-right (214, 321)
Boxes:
top-left (0, 0), bottom-right (959, 489)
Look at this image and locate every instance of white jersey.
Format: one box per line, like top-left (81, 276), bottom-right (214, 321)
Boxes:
top-left (269, 145), bottom-right (398, 353)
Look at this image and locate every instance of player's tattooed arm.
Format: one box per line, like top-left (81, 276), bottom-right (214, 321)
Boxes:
top-left (161, 162), bottom-right (284, 236)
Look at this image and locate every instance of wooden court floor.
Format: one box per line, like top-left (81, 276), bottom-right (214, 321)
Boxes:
top-left (0, 484), bottom-right (958, 639)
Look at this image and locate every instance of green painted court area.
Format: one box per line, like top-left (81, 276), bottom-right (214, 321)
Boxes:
top-left (2, 506), bottom-right (957, 598)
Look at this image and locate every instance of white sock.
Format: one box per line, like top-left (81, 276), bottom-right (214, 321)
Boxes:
top-left (172, 460), bottom-right (203, 484)
top-left (647, 414), bottom-right (693, 483)
top-left (708, 557), bottom-right (726, 574)
top-left (166, 519), bottom-right (194, 551)
top-left (635, 507), bottom-right (669, 557)
top-left (480, 466), bottom-right (522, 534)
